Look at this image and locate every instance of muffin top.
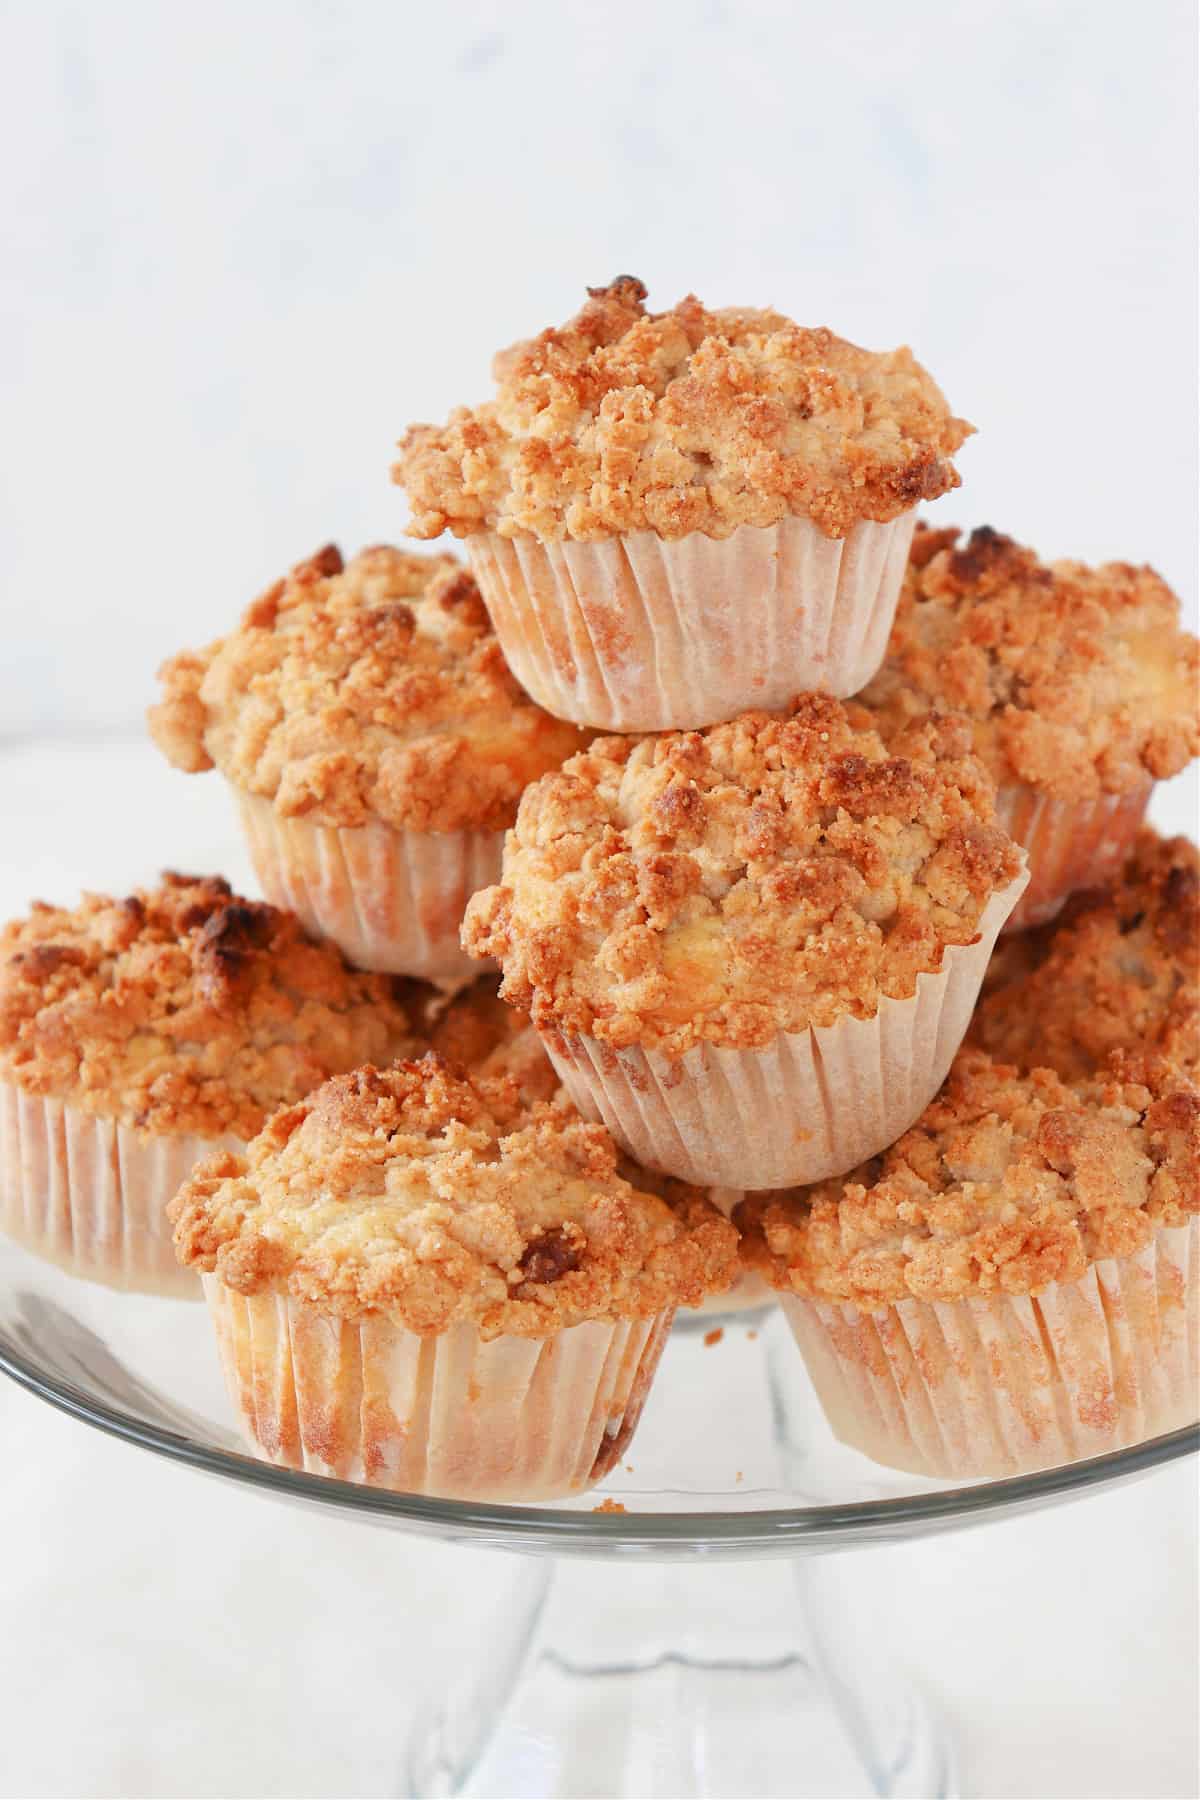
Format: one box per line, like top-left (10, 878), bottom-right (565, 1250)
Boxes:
top-left (426, 975), bottom-right (560, 1104)
top-left (148, 543), bottom-right (588, 833)
top-left (0, 874), bottom-right (417, 1139)
top-left (859, 524), bottom-right (1200, 800)
top-left (394, 276), bottom-right (971, 544)
top-left (737, 1049), bottom-right (1198, 1307)
top-left (462, 694), bottom-right (1025, 1055)
top-left (171, 1057), bottom-right (738, 1334)
top-left (970, 830), bottom-right (1199, 1085)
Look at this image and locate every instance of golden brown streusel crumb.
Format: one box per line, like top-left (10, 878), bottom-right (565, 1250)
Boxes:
top-left (0, 875), bottom-right (417, 1138)
top-left (393, 279), bottom-right (971, 544)
top-left (462, 693), bottom-right (1023, 1055)
top-left (426, 974), bottom-right (560, 1103)
top-left (148, 543), bottom-right (589, 833)
top-left (971, 829), bottom-right (1199, 1083)
top-left (859, 524), bottom-right (1200, 800)
top-left (171, 1057), bottom-right (738, 1334)
top-left (592, 1498), bottom-right (627, 1513)
top-left (737, 1048), bottom-right (1198, 1306)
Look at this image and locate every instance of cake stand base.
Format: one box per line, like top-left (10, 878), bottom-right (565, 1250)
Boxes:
top-left (402, 1555), bottom-right (956, 1800)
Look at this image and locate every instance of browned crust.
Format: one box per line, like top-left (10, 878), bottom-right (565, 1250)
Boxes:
top-left (969, 829), bottom-right (1200, 1084)
top-left (425, 974), bottom-right (560, 1103)
top-left (737, 1049), bottom-right (1198, 1306)
top-left (0, 875), bottom-right (417, 1137)
top-left (461, 694), bottom-right (1023, 1054)
top-left (170, 1057), bottom-right (739, 1334)
top-left (860, 524), bottom-right (1200, 799)
top-left (393, 279), bottom-right (971, 544)
top-left (148, 543), bottom-right (589, 832)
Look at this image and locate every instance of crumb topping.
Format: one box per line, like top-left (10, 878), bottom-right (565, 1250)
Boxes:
top-left (393, 277), bottom-right (971, 544)
top-left (171, 1057), bottom-right (738, 1333)
top-left (462, 694), bottom-right (1023, 1054)
top-left (0, 875), bottom-right (417, 1138)
top-left (148, 543), bottom-right (588, 832)
top-left (860, 525), bottom-right (1200, 800)
top-left (970, 830), bottom-right (1199, 1083)
top-left (737, 1049), bottom-right (1199, 1306)
top-left (426, 974), bottom-right (560, 1103)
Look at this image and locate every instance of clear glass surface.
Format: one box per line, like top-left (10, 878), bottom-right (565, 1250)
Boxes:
top-left (1, 1235), bottom-right (1194, 1560)
top-left (3, 1229), bottom-right (1195, 1798)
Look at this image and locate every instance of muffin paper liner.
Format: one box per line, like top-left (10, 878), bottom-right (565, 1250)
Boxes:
top-left (468, 511), bottom-right (918, 731)
top-left (995, 784), bottom-right (1151, 934)
top-left (0, 1085), bottom-right (228, 1298)
top-left (543, 873), bottom-right (1027, 1190)
top-left (778, 1216), bottom-right (1199, 1479)
top-left (202, 1278), bottom-right (674, 1500)
top-left (233, 787), bottom-right (501, 983)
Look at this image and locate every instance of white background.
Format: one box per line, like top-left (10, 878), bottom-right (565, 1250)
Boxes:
top-left (0, 4), bottom-right (1197, 1799)
top-left (1, 0), bottom-right (1197, 733)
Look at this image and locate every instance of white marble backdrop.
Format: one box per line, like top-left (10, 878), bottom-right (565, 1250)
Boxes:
top-left (1, 0), bottom-right (1196, 735)
top-left (0, 5), bottom-right (1197, 1796)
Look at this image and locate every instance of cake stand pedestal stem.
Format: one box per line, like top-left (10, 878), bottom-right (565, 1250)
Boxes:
top-left (400, 1551), bottom-right (955, 1800)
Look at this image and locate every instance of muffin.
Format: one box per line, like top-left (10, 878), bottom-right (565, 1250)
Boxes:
top-left (171, 1057), bottom-right (738, 1498)
top-left (462, 694), bottom-right (1027, 1189)
top-left (394, 278), bottom-right (971, 729)
top-left (970, 830), bottom-right (1199, 1083)
top-left (859, 525), bottom-right (1200, 931)
top-left (148, 543), bottom-right (588, 983)
top-left (739, 1050), bottom-right (1198, 1478)
top-left (425, 972), bottom-right (561, 1103)
top-left (0, 875), bottom-right (416, 1295)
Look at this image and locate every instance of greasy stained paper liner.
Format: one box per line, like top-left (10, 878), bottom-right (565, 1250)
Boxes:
top-left (232, 788), bottom-right (501, 984)
top-left (468, 511), bottom-right (918, 732)
top-left (0, 1085), bottom-right (229, 1298)
top-left (778, 1217), bottom-right (1198, 1479)
top-left (201, 1280), bottom-right (675, 1500)
top-left (545, 873), bottom-right (1027, 1191)
top-left (995, 784), bottom-right (1152, 934)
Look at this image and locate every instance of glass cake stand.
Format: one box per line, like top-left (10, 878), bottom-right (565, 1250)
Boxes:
top-left (1, 1235), bottom-right (1194, 1800)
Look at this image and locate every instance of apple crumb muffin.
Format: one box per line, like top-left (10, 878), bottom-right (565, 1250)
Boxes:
top-left (172, 1057), bottom-right (737, 1497)
top-left (393, 280), bottom-right (974, 730)
top-left (970, 830), bottom-right (1199, 1085)
top-left (464, 694), bottom-right (1026, 1189)
top-left (464, 695), bottom-right (1021, 1055)
top-left (149, 544), bottom-right (588, 981)
top-left (859, 524), bottom-right (1200, 929)
top-left (0, 873), bottom-right (416, 1295)
top-left (738, 1047), bottom-right (1199, 1477)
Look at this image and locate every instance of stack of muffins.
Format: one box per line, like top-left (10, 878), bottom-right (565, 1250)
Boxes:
top-left (1, 278), bottom-right (1196, 1496)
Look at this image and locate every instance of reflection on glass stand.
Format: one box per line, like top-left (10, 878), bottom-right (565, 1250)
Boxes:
top-left (0, 1244), bottom-right (1193, 1800)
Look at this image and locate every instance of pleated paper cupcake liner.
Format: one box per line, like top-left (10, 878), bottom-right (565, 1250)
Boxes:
top-left (995, 784), bottom-right (1152, 934)
top-left (778, 1216), bottom-right (1198, 1479)
top-left (468, 511), bottom-right (918, 732)
top-left (202, 1278), bottom-right (675, 1500)
top-left (0, 1084), bottom-right (228, 1298)
top-left (544, 873), bottom-right (1027, 1190)
top-left (232, 787), bottom-right (500, 983)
